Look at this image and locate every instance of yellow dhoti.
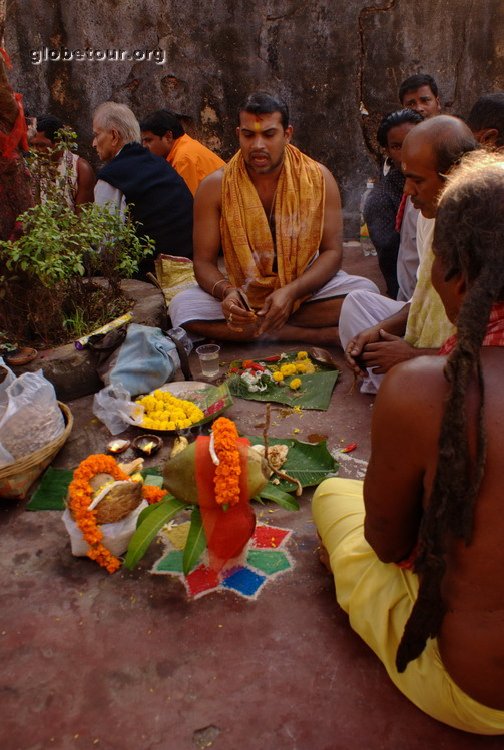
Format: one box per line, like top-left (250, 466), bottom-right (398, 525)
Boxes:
top-left (312, 477), bottom-right (504, 735)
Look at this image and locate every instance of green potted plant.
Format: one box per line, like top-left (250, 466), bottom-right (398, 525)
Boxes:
top-left (0, 128), bottom-right (155, 348)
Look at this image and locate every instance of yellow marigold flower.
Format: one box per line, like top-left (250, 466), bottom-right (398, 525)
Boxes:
top-left (295, 362), bottom-right (307, 373)
top-left (304, 363), bottom-right (315, 374)
top-left (280, 363), bottom-right (297, 376)
top-left (138, 391), bottom-right (205, 428)
top-left (290, 378), bottom-right (302, 390)
top-left (272, 371), bottom-right (284, 382)
top-left (297, 351), bottom-right (308, 360)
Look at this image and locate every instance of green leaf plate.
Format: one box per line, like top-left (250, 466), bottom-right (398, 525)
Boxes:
top-left (248, 436), bottom-right (339, 496)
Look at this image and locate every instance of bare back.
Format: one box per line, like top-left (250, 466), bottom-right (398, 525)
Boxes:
top-left (365, 349), bottom-right (504, 709)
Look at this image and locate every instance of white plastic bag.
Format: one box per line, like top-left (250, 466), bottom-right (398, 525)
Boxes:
top-left (0, 357), bottom-right (16, 409)
top-left (0, 369), bottom-right (65, 468)
top-left (62, 500), bottom-right (148, 557)
top-left (92, 383), bottom-right (144, 436)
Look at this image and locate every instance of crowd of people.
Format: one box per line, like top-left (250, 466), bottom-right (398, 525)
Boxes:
top-left (2, 54), bottom-right (504, 733)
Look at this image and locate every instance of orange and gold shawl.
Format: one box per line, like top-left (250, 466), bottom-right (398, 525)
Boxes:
top-left (220, 144), bottom-right (325, 310)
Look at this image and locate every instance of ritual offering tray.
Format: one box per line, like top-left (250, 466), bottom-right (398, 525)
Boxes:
top-left (226, 350), bottom-right (340, 411)
top-left (135, 382), bottom-right (233, 433)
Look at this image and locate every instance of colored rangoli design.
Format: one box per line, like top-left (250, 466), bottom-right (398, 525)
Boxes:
top-left (151, 523), bottom-right (294, 599)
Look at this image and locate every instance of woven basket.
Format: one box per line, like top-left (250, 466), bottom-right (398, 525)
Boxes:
top-left (0, 402), bottom-right (73, 500)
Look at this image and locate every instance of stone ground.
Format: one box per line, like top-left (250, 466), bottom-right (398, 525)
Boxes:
top-left (1, 247), bottom-right (503, 750)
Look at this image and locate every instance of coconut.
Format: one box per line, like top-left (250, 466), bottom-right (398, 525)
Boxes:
top-left (67, 477), bottom-right (143, 525)
top-left (93, 480), bottom-right (143, 524)
top-left (163, 441), bottom-right (270, 504)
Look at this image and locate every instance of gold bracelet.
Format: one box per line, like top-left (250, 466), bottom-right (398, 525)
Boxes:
top-left (211, 278), bottom-right (228, 297)
top-left (211, 278), bottom-right (233, 299)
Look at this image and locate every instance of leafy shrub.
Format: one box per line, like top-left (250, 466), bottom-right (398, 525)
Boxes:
top-left (0, 128), bottom-right (155, 345)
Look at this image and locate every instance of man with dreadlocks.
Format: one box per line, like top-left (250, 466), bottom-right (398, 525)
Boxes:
top-left (313, 151), bottom-right (504, 733)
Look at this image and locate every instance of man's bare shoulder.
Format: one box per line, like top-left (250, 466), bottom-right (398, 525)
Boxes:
top-left (195, 166), bottom-right (224, 205)
top-left (316, 162), bottom-right (334, 179)
top-left (315, 162), bottom-right (341, 204)
top-left (199, 166), bottom-right (224, 190)
top-left (369, 355), bottom-right (448, 476)
top-left (77, 156), bottom-right (94, 175)
top-left (379, 355), bottom-right (448, 412)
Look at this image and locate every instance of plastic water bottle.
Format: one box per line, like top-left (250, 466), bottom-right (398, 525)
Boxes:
top-left (359, 180), bottom-right (377, 256)
top-left (167, 326), bottom-right (193, 354)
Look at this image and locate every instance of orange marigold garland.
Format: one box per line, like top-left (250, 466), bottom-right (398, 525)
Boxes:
top-left (211, 417), bottom-right (241, 508)
top-left (68, 454), bottom-right (167, 573)
top-left (142, 485), bottom-right (167, 505)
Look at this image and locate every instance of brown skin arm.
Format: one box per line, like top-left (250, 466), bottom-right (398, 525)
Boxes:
top-left (360, 329), bottom-right (440, 374)
top-left (192, 168), bottom-right (257, 329)
top-left (256, 164), bottom-right (343, 334)
top-left (345, 304), bottom-right (410, 376)
top-left (75, 157), bottom-right (96, 209)
top-left (363, 357), bottom-right (446, 562)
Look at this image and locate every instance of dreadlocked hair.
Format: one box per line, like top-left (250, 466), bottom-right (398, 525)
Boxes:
top-left (396, 151), bottom-right (504, 673)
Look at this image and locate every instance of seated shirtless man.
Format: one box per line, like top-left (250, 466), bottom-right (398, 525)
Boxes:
top-left (169, 92), bottom-right (378, 345)
top-left (313, 151), bottom-right (504, 733)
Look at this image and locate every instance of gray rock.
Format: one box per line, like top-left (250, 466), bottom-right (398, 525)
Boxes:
top-left (9, 280), bottom-right (167, 401)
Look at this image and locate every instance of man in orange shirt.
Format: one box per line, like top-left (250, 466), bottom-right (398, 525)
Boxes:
top-left (140, 109), bottom-right (225, 195)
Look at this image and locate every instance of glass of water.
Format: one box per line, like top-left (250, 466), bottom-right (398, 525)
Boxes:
top-left (196, 343), bottom-right (220, 378)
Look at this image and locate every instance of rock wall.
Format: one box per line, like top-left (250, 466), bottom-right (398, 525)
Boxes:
top-left (4, 0), bottom-right (504, 234)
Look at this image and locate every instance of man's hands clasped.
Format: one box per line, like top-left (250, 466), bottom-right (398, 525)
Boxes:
top-left (345, 327), bottom-right (416, 378)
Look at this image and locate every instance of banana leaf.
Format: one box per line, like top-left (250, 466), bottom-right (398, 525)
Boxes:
top-left (228, 370), bottom-right (339, 410)
top-left (124, 496), bottom-right (186, 569)
top-left (258, 484), bottom-right (300, 511)
top-left (182, 507), bottom-right (207, 574)
top-left (26, 466), bottom-right (164, 512)
top-left (248, 437), bottom-right (339, 495)
top-left (26, 467), bottom-right (73, 511)
top-left (135, 494), bottom-right (176, 527)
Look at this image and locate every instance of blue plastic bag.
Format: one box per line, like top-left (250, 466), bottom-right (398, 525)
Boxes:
top-left (108, 323), bottom-right (180, 397)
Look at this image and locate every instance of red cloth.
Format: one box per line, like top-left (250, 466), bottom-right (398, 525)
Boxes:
top-left (394, 193), bottom-right (407, 232)
top-left (195, 436), bottom-right (256, 571)
top-left (0, 92), bottom-right (29, 158)
top-left (0, 48), bottom-right (12, 67)
top-left (0, 50), bottom-right (28, 157)
top-left (439, 301), bottom-right (504, 355)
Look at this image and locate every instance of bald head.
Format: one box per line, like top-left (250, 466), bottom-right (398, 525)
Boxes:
top-left (404, 115), bottom-right (478, 173)
top-left (401, 116), bottom-right (479, 218)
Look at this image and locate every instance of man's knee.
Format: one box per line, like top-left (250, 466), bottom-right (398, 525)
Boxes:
top-left (339, 290), bottom-right (381, 346)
